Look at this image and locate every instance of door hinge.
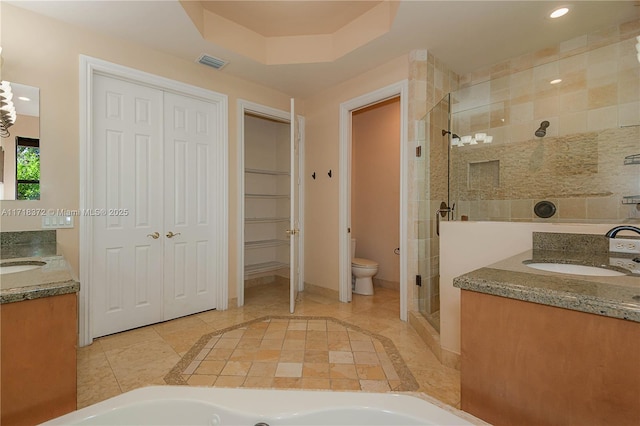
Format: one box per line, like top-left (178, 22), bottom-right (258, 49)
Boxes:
top-left (416, 275), bottom-right (422, 286)
top-left (416, 146), bottom-right (421, 157)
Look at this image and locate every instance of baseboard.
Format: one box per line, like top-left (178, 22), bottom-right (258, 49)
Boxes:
top-left (408, 310), bottom-right (460, 370)
top-left (244, 274), bottom-right (288, 289)
top-left (373, 278), bottom-right (399, 291)
top-left (303, 282), bottom-right (340, 300)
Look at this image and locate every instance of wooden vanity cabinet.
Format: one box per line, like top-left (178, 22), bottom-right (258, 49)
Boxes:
top-left (460, 290), bottom-right (640, 426)
top-left (1, 293), bottom-right (77, 425)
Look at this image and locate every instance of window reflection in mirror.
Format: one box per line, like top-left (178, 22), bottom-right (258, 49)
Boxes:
top-left (0, 82), bottom-right (40, 200)
top-left (16, 137), bottom-right (40, 200)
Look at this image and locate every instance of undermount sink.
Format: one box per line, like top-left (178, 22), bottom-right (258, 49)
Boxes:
top-left (524, 262), bottom-right (626, 277)
top-left (0, 261), bottom-right (46, 275)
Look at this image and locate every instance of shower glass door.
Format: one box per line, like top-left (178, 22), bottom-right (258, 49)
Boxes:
top-left (417, 94), bottom-right (451, 332)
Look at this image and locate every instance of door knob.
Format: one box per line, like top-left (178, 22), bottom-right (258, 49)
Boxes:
top-left (147, 232), bottom-right (160, 239)
top-left (166, 231), bottom-right (181, 238)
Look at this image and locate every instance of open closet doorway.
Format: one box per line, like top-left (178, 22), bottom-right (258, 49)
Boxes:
top-left (237, 100), bottom-right (304, 313)
top-left (339, 81), bottom-right (409, 321)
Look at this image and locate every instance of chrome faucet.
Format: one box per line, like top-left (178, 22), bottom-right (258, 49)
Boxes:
top-left (605, 225), bottom-right (640, 238)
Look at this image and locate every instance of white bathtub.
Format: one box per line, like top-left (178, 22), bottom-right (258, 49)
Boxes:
top-left (43, 386), bottom-right (481, 425)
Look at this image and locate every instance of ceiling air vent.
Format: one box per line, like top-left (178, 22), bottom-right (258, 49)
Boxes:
top-left (197, 54), bottom-right (228, 70)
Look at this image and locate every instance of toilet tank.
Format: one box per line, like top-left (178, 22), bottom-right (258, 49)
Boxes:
top-left (351, 239), bottom-right (356, 259)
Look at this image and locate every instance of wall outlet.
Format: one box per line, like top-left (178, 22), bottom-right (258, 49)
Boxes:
top-left (609, 238), bottom-right (640, 254)
top-left (609, 257), bottom-right (640, 274)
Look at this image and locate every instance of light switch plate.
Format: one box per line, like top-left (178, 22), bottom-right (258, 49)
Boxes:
top-left (42, 215), bottom-right (74, 229)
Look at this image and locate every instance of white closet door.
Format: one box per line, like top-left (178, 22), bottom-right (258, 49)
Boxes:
top-left (91, 75), bottom-right (164, 338)
top-left (163, 92), bottom-right (219, 320)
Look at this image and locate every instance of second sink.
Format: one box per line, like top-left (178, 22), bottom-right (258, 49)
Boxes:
top-left (0, 261), bottom-right (46, 275)
top-left (524, 262), bottom-right (626, 277)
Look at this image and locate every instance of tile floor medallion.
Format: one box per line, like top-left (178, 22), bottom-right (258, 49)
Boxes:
top-left (165, 316), bottom-right (419, 392)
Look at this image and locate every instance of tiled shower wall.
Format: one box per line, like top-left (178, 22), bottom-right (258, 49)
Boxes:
top-left (452, 127), bottom-right (640, 222)
top-left (408, 18), bottom-right (640, 317)
top-left (450, 18), bottom-right (640, 222)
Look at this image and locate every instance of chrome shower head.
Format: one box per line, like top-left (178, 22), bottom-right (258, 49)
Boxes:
top-left (535, 121), bottom-right (550, 137)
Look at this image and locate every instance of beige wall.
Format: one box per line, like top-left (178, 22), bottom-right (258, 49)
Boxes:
top-left (352, 97), bottom-right (400, 283)
top-left (0, 4), bottom-right (295, 299)
top-left (439, 221), bottom-right (626, 355)
top-left (303, 54), bottom-right (408, 291)
top-left (1, 114), bottom-right (39, 200)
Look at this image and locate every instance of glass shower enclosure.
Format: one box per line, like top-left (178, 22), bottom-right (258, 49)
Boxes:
top-left (417, 94), bottom-right (451, 332)
top-left (418, 50), bottom-right (640, 333)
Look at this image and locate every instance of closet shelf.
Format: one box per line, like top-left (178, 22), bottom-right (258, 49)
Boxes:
top-left (245, 239), bottom-right (289, 249)
top-left (245, 193), bottom-right (290, 199)
top-left (624, 154), bottom-right (640, 165)
top-left (245, 168), bottom-right (290, 176)
top-left (622, 195), bottom-right (640, 205)
top-left (244, 261), bottom-right (289, 277)
top-left (245, 217), bottom-right (290, 224)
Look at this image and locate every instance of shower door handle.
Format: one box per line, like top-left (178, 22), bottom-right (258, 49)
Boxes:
top-left (435, 202), bottom-right (451, 237)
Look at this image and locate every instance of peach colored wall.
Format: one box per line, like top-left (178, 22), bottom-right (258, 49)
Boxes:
top-left (303, 54), bottom-right (408, 291)
top-left (1, 114), bottom-right (39, 200)
top-left (0, 4), bottom-right (296, 300)
top-left (352, 98), bottom-right (400, 283)
top-left (439, 221), bottom-right (628, 355)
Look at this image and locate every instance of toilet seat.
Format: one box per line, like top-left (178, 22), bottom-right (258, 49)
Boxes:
top-left (352, 258), bottom-right (378, 268)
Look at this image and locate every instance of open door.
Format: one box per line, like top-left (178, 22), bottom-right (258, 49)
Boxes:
top-left (289, 98), bottom-right (300, 313)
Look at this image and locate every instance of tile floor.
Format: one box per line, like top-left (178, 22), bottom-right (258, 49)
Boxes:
top-left (163, 316), bottom-right (419, 392)
top-left (77, 282), bottom-right (460, 410)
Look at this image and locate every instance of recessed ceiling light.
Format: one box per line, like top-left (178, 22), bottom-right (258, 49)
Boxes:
top-left (550, 79), bottom-right (562, 85)
top-left (17, 96), bottom-right (30, 101)
top-left (550, 7), bottom-right (569, 19)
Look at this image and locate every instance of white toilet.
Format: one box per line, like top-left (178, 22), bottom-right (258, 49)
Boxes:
top-left (351, 239), bottom-right (378, 295)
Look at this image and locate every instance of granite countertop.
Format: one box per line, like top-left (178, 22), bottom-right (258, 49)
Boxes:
top-left (454, 249), bottom-right (640, 323)
top-left (1, 253), bottom-right (79, 304)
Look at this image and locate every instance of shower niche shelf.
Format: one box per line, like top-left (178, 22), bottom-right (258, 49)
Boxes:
top-left (624, 154), bottom-right (640, 165)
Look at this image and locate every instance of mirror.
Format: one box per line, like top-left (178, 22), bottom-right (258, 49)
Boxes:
top-left (0, 82), bottom-right (40, 200)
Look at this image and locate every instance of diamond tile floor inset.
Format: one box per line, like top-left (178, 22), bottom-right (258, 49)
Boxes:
top-left (164, 316), bottom-right (419, 392)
